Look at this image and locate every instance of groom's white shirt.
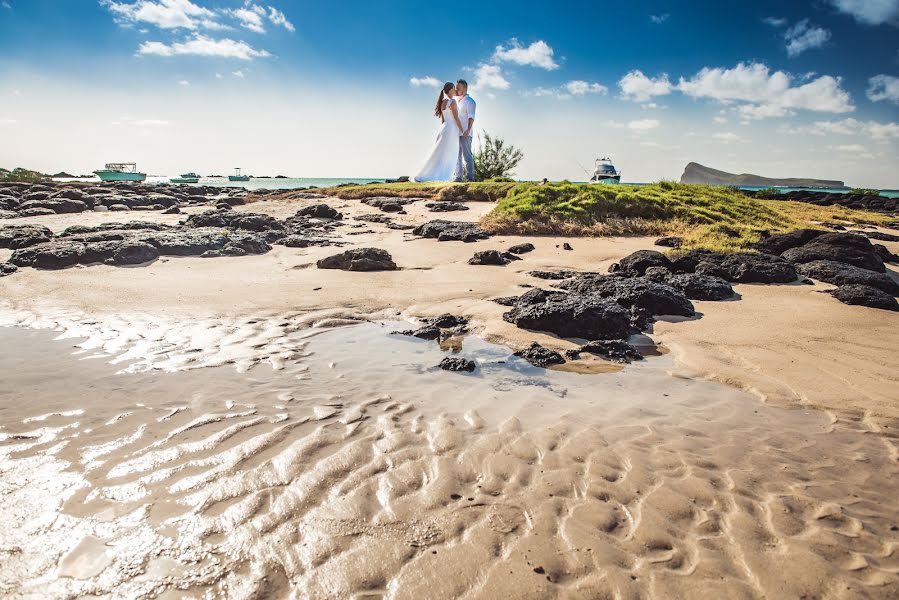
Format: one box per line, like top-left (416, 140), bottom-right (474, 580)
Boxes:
top-left (456, 94), bottom-right (476, 134)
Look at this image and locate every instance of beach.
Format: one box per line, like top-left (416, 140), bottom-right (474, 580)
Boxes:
top-left (1, 184), bottom-right (898, 598)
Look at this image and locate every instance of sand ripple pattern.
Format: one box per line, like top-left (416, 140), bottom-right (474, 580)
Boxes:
top-left (2, 375), bottom-right (898, 599)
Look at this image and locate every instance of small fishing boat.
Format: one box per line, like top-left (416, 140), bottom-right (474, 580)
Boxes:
top-left (170, 172), bottom-right (200, 184)
top-left (228, 168), bottom-right (250, 182)
top-left (589, 157), bottom-right (621, 184)
top-left (93, 162), bottom-right (147, 182)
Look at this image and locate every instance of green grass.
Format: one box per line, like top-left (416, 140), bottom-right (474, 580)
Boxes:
top-left (481, 181), bottom-right (891, 252)
top-left (302, 179), bottom-right (892, 252)
top-left (1, 167), bottom-right (44, 183)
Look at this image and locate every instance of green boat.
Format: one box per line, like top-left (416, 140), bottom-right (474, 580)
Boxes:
top-left (171, 172), bottom-right (200, 184)
top-left (93, 162), bottom-right (147, 182)
top-left (228, 167), bottom-right (250, 182)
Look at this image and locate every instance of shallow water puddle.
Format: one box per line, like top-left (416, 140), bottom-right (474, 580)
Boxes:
top-left (1, 324), bottom-right (897, 599)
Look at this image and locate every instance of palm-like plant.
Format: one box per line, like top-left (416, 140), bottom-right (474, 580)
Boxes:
top-left (473, 131), bottom-right (524, 181)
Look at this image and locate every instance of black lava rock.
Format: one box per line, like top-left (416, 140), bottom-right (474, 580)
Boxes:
top-left (782, 233), bottom-right (885, 273)
top-left (796, 260), bottom-right (899, 295)
top-left (412, 220), bottom-right (491, 242)
top-left (298, 204), bottom-right (342, 219)
top-left (613, 250), bottom-right (673, 275)
top-left (469, 250), bottom-right (514, 266)
top-left (654, 236), bottom-right (683, 248)
top-left (425, 202), bottom-right (469, 212)
top-left (502, 290), bottom-right (631, 340)
top-left (664, 273), bottom-right (736, 301)
top-left (316, 247), bottom-right (397, 271)
top-left (567, 340), bottom-right (643, 363)
top-left (438, 357), bottom-right (476, 372)
top-left (514, 342), bottom-right (566, 368)
top-left (830, 285), bottom-right (899, 311)
top-left (508, 243), bottom-right (535, 254)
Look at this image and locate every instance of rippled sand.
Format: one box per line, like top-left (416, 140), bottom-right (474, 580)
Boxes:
top-left (2, 324), bottom-right (898, 599)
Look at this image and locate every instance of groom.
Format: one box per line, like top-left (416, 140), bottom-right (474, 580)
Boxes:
top-left (453, 79), bottom-right (476, 182)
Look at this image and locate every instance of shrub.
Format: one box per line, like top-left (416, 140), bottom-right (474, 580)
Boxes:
top-left (1, 167), bottom-right (44, 183)
top-left (474, 132), bottom-right (524, 181)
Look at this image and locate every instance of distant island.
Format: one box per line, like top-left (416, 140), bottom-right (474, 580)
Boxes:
top-left (680, 162), bottom-right (845, 189)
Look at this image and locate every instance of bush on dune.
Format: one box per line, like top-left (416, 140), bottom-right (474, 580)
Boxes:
top-left (1, 167), bottom-right (44, 183)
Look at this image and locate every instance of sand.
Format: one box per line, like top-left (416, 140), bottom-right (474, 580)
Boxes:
top-left (1, 193), bottom-right (898, 598)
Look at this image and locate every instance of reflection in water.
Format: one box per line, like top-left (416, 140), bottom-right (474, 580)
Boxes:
top-left (1, 324), bottom-right (897, 599)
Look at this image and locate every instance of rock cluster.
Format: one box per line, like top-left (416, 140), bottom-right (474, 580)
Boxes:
top-left (412, 220), bottom-right (491, 242)
top-left (316, 248), bottom-right (397, 271)
top-left (0, 181), bottom-right (246, 218)
top-left (395, 314), bottom-right (469, 341)
top-left (0, 204), bottom-right (346, 272)
top-left (468, 250), bottom-right (521, 266)
top-left (745, 189), bottom-right (898, 213)
top-left (425, 202), bottom-right (469, 212)
top-left (513, 342), bottom-right (565, 368)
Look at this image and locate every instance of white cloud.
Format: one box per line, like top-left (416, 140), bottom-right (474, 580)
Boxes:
top-left (0, 117), bottom-right (17, 125)
top-left (138, 34), bottom-right (270, 59)
top-left (231, 4), bottom-right (266, 33)
top-left (782, 117), bottom-right (899, 140)
top-left (650, 14), bottom-right (670, 24)
top-left (564, 80), bottom-right (608, 95)
top-left (827, 0), bottom-right (899, 26)
top-left (830, 143), bottom-right (868, 152)
top-left (103, 0), bottom-right (218, 30)
top-left (713, 131), bottom-right (741, 142)
top-left (126, 119), bottom-right (172, 126)
top-left (267, 7), bottom-right (294, 32)
top-left (215, 72), bottom-right (223, 79)
top-left (409, 76), bottom-right (440, 87)
top-left (763, 16), bottom-right (787, 27)
top-left (678, 62), bottom-right (853, 119)
top-left (232, 69), bottom-right (245, 78)
top-left (492, 39), bottom-right (558, 70)
top-left (713, 116), bottom-right (728, 124)
top-left (628, 118), bottom-right (660, 131)
top-left (618, 70), bottom-right (672, 102)
top-left (472, 64), bottom-right (510, 90)
top-left (867, 74), bottom-right (899, 104)
top-left (784, 20), bottom-right (831, 57)
top-left (177, 79), bottom-right (190, 85)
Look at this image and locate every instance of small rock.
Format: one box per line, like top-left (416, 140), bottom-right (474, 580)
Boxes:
top-left (316, 247), bottom-right (397, 271)
top-left (508, 243), bottom-right (535, 254)
top-left (654, 236), bottom-right (683, 248)
top-left (438, 357), bottom-right (476, 372)
top-left (514, 342), bottom-right (565, 368)
top-left (162, 206), bottom-right (181, 214)
top-left (562, 243), bottom-right (573, 251)
top-left (468, 250), bottom-right (511, 266)
top-left (567, 340), bottom-right (643, 363)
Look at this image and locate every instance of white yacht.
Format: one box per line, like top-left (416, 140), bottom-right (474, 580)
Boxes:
top-left (589, 157), bottom-right (621, 184)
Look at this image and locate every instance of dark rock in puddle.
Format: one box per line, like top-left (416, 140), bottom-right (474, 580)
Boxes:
top-left (796, 260), bottom-right (899, 295)
top-left (468, 250), bottom-right (520, 266)
top-left (654, 236), bottom-right (683, 248)
top-left (566, 340), bottom-right (643, 363)
top-left (297, 204), bottom-right (342, 219)
top-left (781, 233), bottom-right (885, 273)
top-left (0, 224), bottom-right (53, 249)
top-left (316, 247), bottom-right (397, 271)
top-left (508, 243), bottom-right (535, 254)
top-left (438, 357), bottom-right (477, 372)
top-left (611, 250), bottom-right (672, 276)
top-left (830, 285), bottom-right (899, 311)
top-left (395, 314), bottom-right (469, 341)
top-left (514, 342), bottom-right (565, 368)
top-left (426, 202), bottom-right (469, 212)
top-left (502, 289), bottom-right (631, 340)
top-left (0, 263), bottom-right (17, 277)
top-left (413, 220), bottom-right (490, 242)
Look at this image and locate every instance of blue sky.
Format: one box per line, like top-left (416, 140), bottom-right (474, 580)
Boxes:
top-left (1, 0), bottom-right (898, 185)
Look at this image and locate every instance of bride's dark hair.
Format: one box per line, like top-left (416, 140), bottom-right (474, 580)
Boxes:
top-left (434, 82), bottom-right (454, 121)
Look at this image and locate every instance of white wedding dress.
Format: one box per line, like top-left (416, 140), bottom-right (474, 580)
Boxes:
top-left (413, 99), bottom-right (462, 182)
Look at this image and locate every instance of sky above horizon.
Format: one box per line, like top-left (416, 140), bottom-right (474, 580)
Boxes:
top-left (1, 0), bottom-right (898, 186)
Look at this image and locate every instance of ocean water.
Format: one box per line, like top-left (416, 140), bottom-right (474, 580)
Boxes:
top-left (52, 176), bottom-right (899, 198)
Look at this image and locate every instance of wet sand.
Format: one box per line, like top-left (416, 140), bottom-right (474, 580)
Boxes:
top-left (2, 326), bottom-right (898, 599)
top-left (1, 194), bottom-right (899, 598)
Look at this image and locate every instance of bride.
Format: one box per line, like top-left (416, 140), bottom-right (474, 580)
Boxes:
top-left (413, 82), bottom-right (465, 182)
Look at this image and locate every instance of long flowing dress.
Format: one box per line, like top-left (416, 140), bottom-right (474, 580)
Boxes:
top-left (413, 99), bottom-right (462, 182)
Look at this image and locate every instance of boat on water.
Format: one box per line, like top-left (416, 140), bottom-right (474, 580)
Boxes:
top-left (589, 157), bottom-right (621, 184)
top-left (170, 172), bottom-right (200, 184)
top-left (228, 168), bottom-right (250, 182)
top-left (93, 162), bottom-right (147, 182)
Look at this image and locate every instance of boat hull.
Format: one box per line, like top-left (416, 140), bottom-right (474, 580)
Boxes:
top-left (590, 175), bottom-right (621, 184)
top-left (228, 176), bottom-right (250, 182)
top-left (94, 170), bottom-right (147, 182)
top-left (170, 178), bottom-right (199, 184)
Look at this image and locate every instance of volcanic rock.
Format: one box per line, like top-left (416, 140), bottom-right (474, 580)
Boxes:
top-left (508, 243), bottom-right (535, 254)
top-left (796, 260), bottom-right (899, 295)
top-left (514, 342), bottom-right (566, 368)
top-left (438, 357), bottom-right (476, 372)
top-left (316, 247), bottom-right (397, 271)
top-left (412, 220), bottom-right (490, 242)
top-left (502, 290), bottom-right (631, 340)
top-left (830, 285), bottom-right (899, 311)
